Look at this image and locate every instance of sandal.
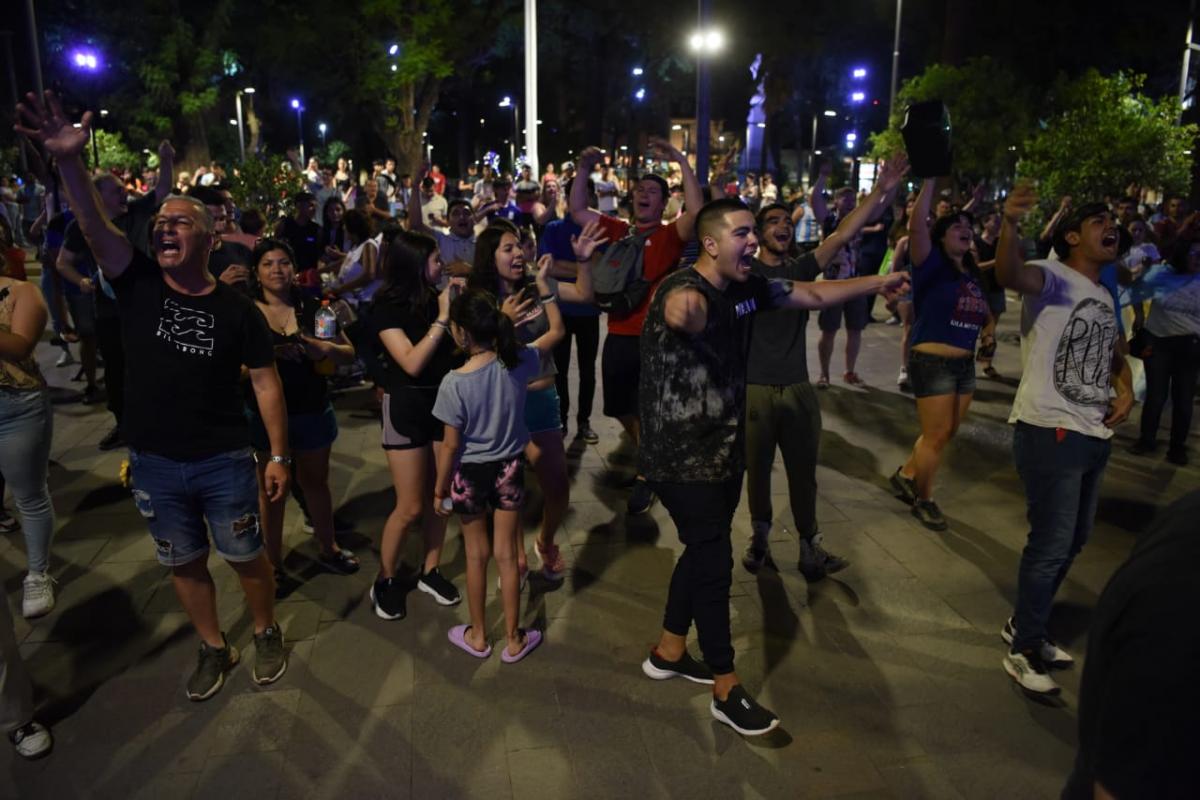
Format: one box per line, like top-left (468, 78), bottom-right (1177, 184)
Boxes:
top-left (983, 366), bottom-right (1001, 380)
top-left (816, 376), bottom-right (830, 390)
top-left (501, 629), bottom-right (543, 664)
top-left (843, 372), bottom-right (866, 388)
top-left (448, 624), bottom-right (492, 658)
top-left (318, 548), bottom-right (360, 575)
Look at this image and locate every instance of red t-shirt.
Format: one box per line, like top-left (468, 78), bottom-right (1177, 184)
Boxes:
top-left (430, 171), bottom-right (447, 196)
top-left (594, 215), bottom-right (685, 336)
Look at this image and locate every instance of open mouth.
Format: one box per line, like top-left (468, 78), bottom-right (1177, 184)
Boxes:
top-left (773, 233), bottom-right (790, 247)
top-left (1101, 231), bottom-right (1119, 248)
top-left (158, 240), bottom-right (181, 255)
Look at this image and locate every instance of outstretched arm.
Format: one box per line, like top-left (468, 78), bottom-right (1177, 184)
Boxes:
top-left (15, 91), bottom-right (133, 278)
top-left (407, 186), bottom-right (431, 234)
top-left (907, 177), bottom-right (935, 267)
top-left (155, 140), bottom-right (176, 205)
top-left (809, 162), bottom-right (831, 226)
top-left (648, 137), bottom-right (703, 241)
top-left (780, 270), bottom-right (909, 311)
top-left (813, 154), bottom-right (909, 270)
top-left (995, 183), bottom-right (1045, 296)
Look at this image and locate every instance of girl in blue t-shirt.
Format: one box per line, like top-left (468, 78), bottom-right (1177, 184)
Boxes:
top-left (889, 178), bottom-right (990, 531)
top-left (433, 271), bottom-right (563, 663)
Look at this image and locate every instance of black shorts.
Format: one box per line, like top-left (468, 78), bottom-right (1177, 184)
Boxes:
top-left (450, 455), bottom-right (526, 516)
top-left (66, 293), bottom-right (97, 337)
top-left (817, 296), bottom-right (869, 333)
top-left (602, 333), bottom-right (640, 419)
top-left (381, 389), bottom-right (443, 450)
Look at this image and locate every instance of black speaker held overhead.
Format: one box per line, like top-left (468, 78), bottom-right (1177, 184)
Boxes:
top-left (901, 101), bottom-right (952, 178)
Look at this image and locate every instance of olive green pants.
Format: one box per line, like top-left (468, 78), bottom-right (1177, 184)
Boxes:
top-left (744, 382), bottom-right (822, 540)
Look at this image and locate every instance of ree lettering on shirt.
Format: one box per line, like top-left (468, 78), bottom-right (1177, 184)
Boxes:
top-left (1053, 297), bottom-right (1116, 407)
top-left (156, 297), bottom-right (215, 356)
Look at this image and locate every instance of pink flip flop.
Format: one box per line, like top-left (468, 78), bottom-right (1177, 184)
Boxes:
top-left (501, 629), bottom-right (543, 664)
top-left (448, 625), bottom-right (491, 658)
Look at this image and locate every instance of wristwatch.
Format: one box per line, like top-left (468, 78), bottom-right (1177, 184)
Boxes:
top-left (269, 454), bottom-right (293, 466)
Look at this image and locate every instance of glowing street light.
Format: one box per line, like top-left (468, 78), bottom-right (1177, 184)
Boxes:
top-left (318, 122), bottom-right (327, 147)
top-left (632, 66), bottom-right (644, 76)
top-left (689, 23), bottom-right (724, 184)
top-left (634, 87), bottom-right (646, 101)
top-left (852, 67), bottom-right (868, 79)
top-left (851, 91), bottom-right (866, 104)
top-left (499, 96), bottom-right (519, 172)
top-left (824, 109), bottom-right (838, 117)
top-left (290, 99), bottom-right (305, 165)
top-left (688, 29), bottom-right (724, 53)
top-left (235, 88), bottom-right (255, 163)
top-left (846, 132), bottom-right (858, 142)
top-left (70, 50), bottom-right (100, 71)
top-left (388, 43), bottom-right (399, 56)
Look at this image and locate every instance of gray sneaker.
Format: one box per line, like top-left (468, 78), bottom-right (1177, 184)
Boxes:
top-left (799, 533), bottom-right (850, 581)
top-left (252, 624), bottom-right (287, 685)
top-left (186, 635), bottom-right (239, 701)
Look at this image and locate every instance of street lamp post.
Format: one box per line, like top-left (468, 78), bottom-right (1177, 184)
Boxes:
top-left (689, 3), bottom-right (723, 185)
top-left (499, 96), bottom-right (519, 174)
top-left (890, 0), bottom-right (904, 121)
top-left (68, 47), bottom-right (102, 167)
top-left (318, 123), bottom-right (327, 149)
top-left (291, 98), bottom-right (305, 166)
top-left (234, 87), bottom-right (254, 163)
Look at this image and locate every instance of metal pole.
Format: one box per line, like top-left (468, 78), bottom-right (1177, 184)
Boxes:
top-left (695, 0), bottom-right (713, 185)
top-left (1, 33), bottom-right (27, 172)
top-left (889, 0), bottom-right (903, 121)
top-left (511, 103), bottom-right (518, 174)
top-left (235, 92), bottom-right (246, 163)
top-left (24, 0), bottom-right (45, 98)
top-left (297, 108), bottom-right (305, 166)
top-left (524, 0), bottom-right (539, 178)
top-left (811, 112), bottom-right (818, 178)
top-left (1180, 0), bottom-right (1196, 122)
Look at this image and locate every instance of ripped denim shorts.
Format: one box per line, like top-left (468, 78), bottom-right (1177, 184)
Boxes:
top-left (129, 448), bottom-right (263, 567)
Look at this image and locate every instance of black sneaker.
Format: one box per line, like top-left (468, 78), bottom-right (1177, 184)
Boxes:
top-left (890, 467), bottom-right (917, 505)
top-left (1166, 448), bottom-right (1189, 466)
top-left (577, 424), bottom-right (600, 444)
top-left (81, 384), bottom-right (102, 405)
top-left (1128, 439), bottom-right (1157, 456)
top-left (273, 568), bottom-right (301, 600)
top-left (627, 478), bottom-right (655, 515)
top-left (371, 576), bottom-right (407, 620)
top-left (252, 624), bottom-right (287, 685)
top-left (417, 567), bottom-right (461, 606)
top-left (98, 425), bottom-right (124, 451)
top-left (711, 685), bottom-right (780, 736)
top-left (641, 648), bottom-right (714, 685)
top-left (911, 499), bottom-right (948, 531)
top-left (186, 635), bottom-right (239, 701)
top-left (799, 534), bottom-right (849, 582)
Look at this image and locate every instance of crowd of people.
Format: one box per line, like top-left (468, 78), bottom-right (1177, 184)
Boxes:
top-left (0, 88), bottom-right (1197, 794)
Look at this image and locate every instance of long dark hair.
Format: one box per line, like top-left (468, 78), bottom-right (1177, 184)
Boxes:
top-left (249, 237), bottom-right (308, 310)
top-left (375, 229), bottom-right (439, 324)
top-left (321, 197), bottom-right (346, 247)
top-left (469, 224), bottom-right (518, 296)
top-left (930, 211), bottom-right (980, 278)
top-left (450, 287), bottom-right (521, 369)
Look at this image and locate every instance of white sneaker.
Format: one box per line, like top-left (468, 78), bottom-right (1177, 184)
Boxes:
top-left (9, 721), bottom-right (52, 759)
top-left (1002, 649), bottom-right (1061, 695)
top-left (55, 349), bottom-right (74, 368)
top-left (22, 572), bottom-right (56, 619)
top-left (897, 368), bottom-right (909, 388)
top-left (1001, 617), bottom-right (1074, 668)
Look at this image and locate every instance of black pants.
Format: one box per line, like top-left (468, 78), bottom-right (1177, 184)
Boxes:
top-left (651, 475), bottom-right (743, 675)
top-left (95, 314), bottom-right (124, 425)
top-left (552, 314), bottom-right (600, 428)
top-left (1140, 333), bottom-right (1200, 453)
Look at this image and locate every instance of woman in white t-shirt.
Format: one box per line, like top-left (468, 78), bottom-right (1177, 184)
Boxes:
top-left (329, 208), bottom-right (381, 308)
top-left (1128, 238), bottom-right (1200, 465)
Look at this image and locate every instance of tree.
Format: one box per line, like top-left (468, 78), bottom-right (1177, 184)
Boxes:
top-left (92, 130), bottom-right (142, 172)
top-left (1019, 71), bottom-right (1196, 207)
top-left (226, 152), bottom-right (306, 221)
top-left (869, 57), bottom-right (1033, 185)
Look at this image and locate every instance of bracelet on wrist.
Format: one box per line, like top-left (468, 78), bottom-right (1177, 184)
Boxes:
top-left (540, 294), bottom-right (557, 304)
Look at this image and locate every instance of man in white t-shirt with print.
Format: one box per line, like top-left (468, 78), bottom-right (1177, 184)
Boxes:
top-left (994, 185), bottom-right (1134, 697)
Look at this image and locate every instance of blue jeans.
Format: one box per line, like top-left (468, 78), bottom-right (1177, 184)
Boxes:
top-left (0, 390), bottom-right (55, 574)
top-left (129, 448), bottom-right (263, 567)
top-left (1011, 422), bottom-right (1111, 652)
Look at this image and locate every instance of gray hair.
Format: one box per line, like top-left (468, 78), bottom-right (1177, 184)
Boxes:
top-left (159, 193), bottom-right (214, 233)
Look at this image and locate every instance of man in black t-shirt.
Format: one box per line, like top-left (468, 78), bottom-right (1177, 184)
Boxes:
top-left (20, 92), bottom-right (292, 703)
top-left (743, 154), bottom-right (908, 581)
top-left (1063, 491), bottom-right (1200, 799)
top-left (274, 192), bottom-right (321, 272)
top-left (638, 198), bottom-right (909, 737)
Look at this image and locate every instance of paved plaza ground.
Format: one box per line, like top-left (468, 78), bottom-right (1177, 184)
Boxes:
top-left (1, 272), bottom-right (1195, 799)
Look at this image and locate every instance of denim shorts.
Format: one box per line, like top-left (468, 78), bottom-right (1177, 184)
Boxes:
top-left (129, 448), bottom-right (263, 567)
top-left (524, 385), bottom-right (563, 435)
top-left (248, 405), bottom-right (338, 453)
top-left (907, 350), bottom-right (976, 398)
top-left (450, 455), bottom-right (526, 516)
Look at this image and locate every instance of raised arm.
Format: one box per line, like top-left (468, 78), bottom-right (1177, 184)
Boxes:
top-left (15, 91), bottom-right (133, 278)
top-left (808, 162), bottom-right (831, 226)
top-left (907, 177), bottom-right (935, 267)
top-left (648, 136), bottom-right (703, 241)
top-left (529, 254), bottom-right (565, 352)
top-left (995, 183), bottom-right (1045, 296)
top-left (570, 147), bottom-right (603, 227)
top-left (155, 140), bottom-right (176, 205)
top-left (813, 154), bottom-right (909, 270)
top-left (555, 220), bottom-right (608, 304)
top-left (407, 185), bottom-right (430, 234)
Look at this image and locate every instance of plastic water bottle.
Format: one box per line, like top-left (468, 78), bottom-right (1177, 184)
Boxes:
top-left (314, 299), bottom-right (338, 340)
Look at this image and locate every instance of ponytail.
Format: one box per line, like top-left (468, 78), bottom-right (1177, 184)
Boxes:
top-left (449, 287), bottom-right (524, 370)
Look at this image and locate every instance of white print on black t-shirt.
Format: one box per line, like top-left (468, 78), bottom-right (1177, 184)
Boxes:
top-left (734, 297), bottom-right (759, 318)
top-left (1053, 297), bottom-right (1116, 407)
top-left (156, 297), bottom-right (215, 356)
